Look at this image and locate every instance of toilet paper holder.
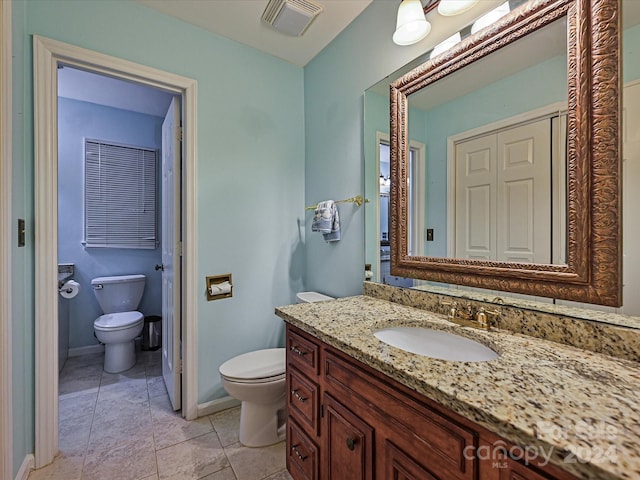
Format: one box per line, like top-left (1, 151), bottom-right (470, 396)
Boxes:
top-left (206, 274), bottom-right (233, 301)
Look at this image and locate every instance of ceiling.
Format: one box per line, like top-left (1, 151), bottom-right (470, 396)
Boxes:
top-left (135, 0), bottom-right (373, 67)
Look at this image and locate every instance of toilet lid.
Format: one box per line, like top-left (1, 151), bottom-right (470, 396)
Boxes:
top-left (219, 348), bottom-right (285, 381)
top-left (94, 311), bottom-right (144, 330)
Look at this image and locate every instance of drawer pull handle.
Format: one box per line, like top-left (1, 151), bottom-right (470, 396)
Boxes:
top-left (291, 389), bottom-right (307, 402)
top-left (290, 346), bottom-right (307, 356)
top-left (346, 437), bottom-right (357, 451)
top-left (291, 444), bottom-right (308, 461)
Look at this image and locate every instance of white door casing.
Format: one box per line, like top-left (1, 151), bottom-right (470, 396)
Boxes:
top-left (162, 96), bottom-right (182, 410)
top-left (33, 35), bottom-right (199, 468)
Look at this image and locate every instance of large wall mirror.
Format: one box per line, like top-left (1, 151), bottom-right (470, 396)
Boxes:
top-left (365, 0), bottom-right (640, 315)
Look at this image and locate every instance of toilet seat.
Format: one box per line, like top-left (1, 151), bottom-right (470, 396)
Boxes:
top-left (219, 348), bottom-right (285, 384)
top-left (94, 311), bottom-right (144, 332)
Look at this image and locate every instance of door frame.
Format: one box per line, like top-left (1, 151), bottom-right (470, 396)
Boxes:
top-left (33, 35), bottom-right (199, 467)
top-left (0, 1), bottom-right (13, 478)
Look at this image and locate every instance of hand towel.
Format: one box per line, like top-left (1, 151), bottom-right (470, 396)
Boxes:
top-left (311, 200), bottom-right (341, 243)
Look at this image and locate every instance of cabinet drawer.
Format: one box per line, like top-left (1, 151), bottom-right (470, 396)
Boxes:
top-left (288, 367), bottom-right (319, 435)
top-left (288, 418), bottom-right (319, 480)
top-left (324, 351), bottom-right (476, 480)
top-left (287, 327), bottom-right (320, 377)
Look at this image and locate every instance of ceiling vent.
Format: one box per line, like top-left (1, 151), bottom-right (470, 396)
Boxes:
top-left (262, 0), bottom-right (324, 36)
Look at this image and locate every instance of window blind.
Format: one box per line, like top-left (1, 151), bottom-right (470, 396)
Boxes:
top-left (84, 139), bottom-right (158, 249)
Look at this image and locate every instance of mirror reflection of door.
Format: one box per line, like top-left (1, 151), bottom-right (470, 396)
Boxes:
top-left (450, 111), bottom-right (567, 264)
top-left (377, 134), bottom-right (426, 287)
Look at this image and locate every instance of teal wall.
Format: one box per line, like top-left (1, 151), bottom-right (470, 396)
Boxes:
top-left (11, 0), bottom-right (34, 475)
top-left (12, 1), bottom-right (304, 474)
top-left (303, 0), bottom-right (446, 297)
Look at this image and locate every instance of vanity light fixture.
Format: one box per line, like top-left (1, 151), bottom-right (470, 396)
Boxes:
top-left (437, 0), bottom-right (480, 16)
top-left (393, 0), bottom-right (432, 46)
top-left (430, 31), bottom-right (462, 59)
top-left (471, 1), bottom-right (511, 34)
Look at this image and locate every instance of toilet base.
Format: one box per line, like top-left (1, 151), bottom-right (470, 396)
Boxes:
top-left (239, 397), bottom-right (286, 447)
top-left (103, 339), bottom-right (137, 373)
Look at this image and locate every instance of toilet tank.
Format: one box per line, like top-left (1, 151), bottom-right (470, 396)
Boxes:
top-left (91, 274), bottom-right (146, 313)
top-left (296, 291), bottom-right (334, 303)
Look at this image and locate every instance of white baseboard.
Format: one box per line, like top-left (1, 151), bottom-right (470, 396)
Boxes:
top-left (15, 454), bottom-right (34, 480)
top-left (68, 344), bottom-right (104, 357)
top-left (197, 396), bottom-right (240, 417)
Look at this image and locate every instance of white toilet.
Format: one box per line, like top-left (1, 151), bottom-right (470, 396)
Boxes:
top-left (219, 348), bottom-right (286, 447)
top-left (296, 291), bottom-right (334, 303)
top-left (91, 274), bottom-right (146, 373)
top-left (218, 291), bottom-right (334, 448)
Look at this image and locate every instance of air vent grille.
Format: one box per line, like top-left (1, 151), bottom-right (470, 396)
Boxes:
top-left (262, 0), bottom-right (324, 36)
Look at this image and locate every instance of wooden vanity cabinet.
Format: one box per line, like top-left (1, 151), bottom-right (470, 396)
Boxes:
top-left (285, 324), bottom-right (578, 480)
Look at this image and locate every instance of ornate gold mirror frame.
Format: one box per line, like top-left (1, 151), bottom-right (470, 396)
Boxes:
top-left (390, 0), bottom-right (622, 306)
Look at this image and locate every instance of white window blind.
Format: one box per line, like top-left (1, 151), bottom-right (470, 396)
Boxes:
top-left (84, 139), bottom-right (158, 249)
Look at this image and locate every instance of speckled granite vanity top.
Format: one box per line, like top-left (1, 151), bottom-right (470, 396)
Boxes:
top-left (276, 295), bottom-right (640, 480)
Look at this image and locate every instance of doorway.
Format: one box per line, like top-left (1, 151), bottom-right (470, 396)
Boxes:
top-left (33, 36), bottom-right (199, 468)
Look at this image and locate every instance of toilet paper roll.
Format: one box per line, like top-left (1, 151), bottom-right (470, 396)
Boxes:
top-left (59, 280), bottom-right (80, 299)
top-left (209, 281), bottom-right (232, 296)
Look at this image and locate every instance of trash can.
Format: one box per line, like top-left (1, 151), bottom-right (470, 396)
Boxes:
top-left (142, 315), bottom-right (162, 351)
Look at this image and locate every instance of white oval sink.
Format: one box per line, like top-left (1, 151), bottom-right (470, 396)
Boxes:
top-left (374, 326), bottom-right (498, 362)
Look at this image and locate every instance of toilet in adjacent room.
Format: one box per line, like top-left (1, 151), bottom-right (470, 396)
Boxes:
top-left (219, 291), bottom-right (334, 448)
top-left (91, 274), bottom-right (146, 373)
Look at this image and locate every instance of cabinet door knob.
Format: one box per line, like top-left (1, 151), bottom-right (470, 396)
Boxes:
top-left (346, 437), bottom-right (357, 451)
top-left (291, 444), bottom-right (308, 461)
top-left (291, 389), bottom-right (307, 403)
top-left (290, 345), bottom-right (307, 356)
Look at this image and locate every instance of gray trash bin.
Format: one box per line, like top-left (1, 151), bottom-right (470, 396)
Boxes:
top-left (142, 315), bottom-right (162, 351)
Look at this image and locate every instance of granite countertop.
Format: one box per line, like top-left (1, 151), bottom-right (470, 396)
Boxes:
top-left (276, 295), bottom-right (640, 480)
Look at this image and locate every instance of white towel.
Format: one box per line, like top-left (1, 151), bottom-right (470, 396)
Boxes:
top-left (311, 200), bottom-right (341, 242)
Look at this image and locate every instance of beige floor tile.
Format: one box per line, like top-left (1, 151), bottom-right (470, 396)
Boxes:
top-left (93, 397), bottom-right (151, 425)
top-left (58, 372), bottom-right (101, 398)
top-left (146, 363), bottom-right (163, 377)
top-left (152, 414), bottom-right (214, 450)
top-left (86, 411), bottom-right (154, 456)
top-left (59, 413), bottom-right (92, 457)
top-left (101, 361), bottom-right (147, 384)
top-left (264, 470), bottom-right (293, 480)
top-left (147, 376), bottom-right (168, 398)
top-left (210, 407), bottom-right (240, 447)
top-left (82, 439), bottom-right (157, 480)
top-left (27, 453), bottom-right (84, 480)
top-left (224, 441), bottom-right (286, 480)
top-left (156, 431), bottom-right (229, 480)
top-left (200, 466), bottom-right (238, 480)
top-left (58, 391), bottom-right (97, 422)
top-left (98, 374), bottom-right (149, 404)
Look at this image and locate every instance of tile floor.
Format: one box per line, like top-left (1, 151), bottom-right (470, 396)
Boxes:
top-left (28, 349), bottom-right (293, 480)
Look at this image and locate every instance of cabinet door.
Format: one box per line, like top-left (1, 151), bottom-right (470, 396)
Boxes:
top-left (385, 440), bottom-right (439, 480)
top-left (323, 393), bottom-right (374, 480)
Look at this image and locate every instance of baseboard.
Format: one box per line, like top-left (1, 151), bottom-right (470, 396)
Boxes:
top-left (15, 454), bottom-right (34, 480)
top-left (68, 344), bottom-right (104, 357)
top-left (197, 396), bottom-right (240, 417)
